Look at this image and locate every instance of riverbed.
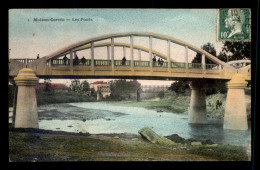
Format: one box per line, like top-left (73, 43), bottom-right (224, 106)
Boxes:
top-left (38, 102), bottom-right (251, 149)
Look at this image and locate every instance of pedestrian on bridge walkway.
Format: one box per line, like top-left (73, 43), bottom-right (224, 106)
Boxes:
top-left (152, 55), bottom-right (156, 67)
top-left (36, 54), bottom-right (39, 59)
top-left (160, 59), bottom-right (164, 66)
top-left (80, 56), bottom-right (87, 65)
top-left (157, 57), bottom-right (161, 66)
top-left (122, 56), bottom-right (126, 65)
top-left (63, 55), bottom-right (68, 65)
top-left (74, 54), bottom-right (79, 65)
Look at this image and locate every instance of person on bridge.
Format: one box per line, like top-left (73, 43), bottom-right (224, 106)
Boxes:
top-left (122, 56), bottom-right (126, 65)
top-left (160, 58), bottom-right (164, 66)
top-left (80, 56), bottom-right (87, 65)
top-left (63, 55), bottom-right (68, 65)
top-left (152, 55), bottom-right (156, 67)
top-left (74, 54), bottom-right (79, 65)
top-left (36, 54), bottom-right (40, 59)
top-left (157, 57), bottom-right (161, 66)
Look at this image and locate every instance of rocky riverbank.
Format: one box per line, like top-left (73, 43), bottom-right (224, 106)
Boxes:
top-left (9, 128), bottom-right (249, 162)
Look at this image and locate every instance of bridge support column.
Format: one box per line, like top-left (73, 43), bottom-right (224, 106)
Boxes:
top-left (224, 74), bottom-right (248, 130)
top-left (97, 91), bottom-right (102, 101)
top-left (189, 80), bottom-right (207, 124)
top-left (14, 68), bottom-right (39, 128)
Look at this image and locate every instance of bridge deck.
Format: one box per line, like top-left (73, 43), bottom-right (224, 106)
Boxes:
top-left (9, 59), bottom-right (251, 81)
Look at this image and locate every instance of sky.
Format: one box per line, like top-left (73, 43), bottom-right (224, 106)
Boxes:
top-left (9, 9), bottom-right (225, 86)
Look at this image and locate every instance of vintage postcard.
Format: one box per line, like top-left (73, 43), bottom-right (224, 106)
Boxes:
top-left (9, 9), bottom-right (252, 162)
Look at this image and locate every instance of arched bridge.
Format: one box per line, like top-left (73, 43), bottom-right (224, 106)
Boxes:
top-left (9, 32), bottom-right (251, 131)
top-left (9, 32), bottom-right (250, 81)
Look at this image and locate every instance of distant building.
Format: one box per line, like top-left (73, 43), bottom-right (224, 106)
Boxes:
top-left (89, 81), bottom-right (111, 98)
top-left (36, 83), bottom-right (68, 90)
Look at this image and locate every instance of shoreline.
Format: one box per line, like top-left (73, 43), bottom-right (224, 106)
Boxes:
top-left (9, 127), bottom-right (250, 161)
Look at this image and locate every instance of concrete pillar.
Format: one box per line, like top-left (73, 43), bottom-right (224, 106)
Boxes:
top-left (224, 74), bottom-right (248, 130)
top-left (201, 54), bottom-right (205, 70)
top-left (111, 37), bottom-right (114, 67)
top-left (138, 49), bottom-right (141, 61)
top-left (185, 46), bottom-right (189, 69)
top-left (189, 80), bottom-right (207, 124)
top-left (123, 46), bottom-right (126, 58)
top-left (14, 68), bottom-right (39, 128)
top-left (149, 36), bottom-right (152, 67)
top-left (91, 42), bottom-right (94, 67)
top-left (107, 46), bottom-right (110, 60)
top-left (70, 50), bottom-right (73, 66)
top-left (97, 87), bottom-right (102, 101)
top-left (12, 83), bottom-right (17, 128)
top-left (130, 35), bottom-right (134, 67)
top-left (167, 40), bottom-right (171, 68)
top-left (219, 64), bottom-right (222, 70)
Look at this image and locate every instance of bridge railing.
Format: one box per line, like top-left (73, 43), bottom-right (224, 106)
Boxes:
top-left (28, 59), bottom-right (37, 63)
top-left (206, 64), bottom-right (219, 70)
top-left (134, 61), bottom-right (150, 67)
top-left (153, 62), bottom-right (168, 68)
top-left (114, 60), bottom-right (131, 66)
top-left (94, 60), bottom-right (111, 66)
top-left (51, 59), bottom-right (91, 66)
top-left (48, 59), bottom-right (223, 71)
top-left (188, 63), bottom-right (202, 69)
top-left (11, 58), bottom-right (36, 64)
top-left (171, 62), bottom-right (186, 68)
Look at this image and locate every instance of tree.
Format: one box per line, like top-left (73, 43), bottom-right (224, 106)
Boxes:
top-left (158, 90), bottom-right (165, 99)
top-left (80, 80), bottom-right (90, 92)
top-left (192, 42), bottom-right (216, 64)
top-left (217, 41), bottom-right (251, 62)
top-left (109, 79), bottom-right (141, 100)
top-left (168, 81), bottom-right (189, 95)
top-left (205, 80), bottom-right (227, 95)
top-left (69, 79), bottom-right (81, 91)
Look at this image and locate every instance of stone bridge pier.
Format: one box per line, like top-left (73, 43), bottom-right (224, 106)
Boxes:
top-left (189, 80), bottom-right (207, 124)
top-left (224, 74), bottom-right (248, 130)
top-left (14, 68), bottom-right (39, 128)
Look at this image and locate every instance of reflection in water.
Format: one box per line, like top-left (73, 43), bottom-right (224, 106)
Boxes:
top-left (38, 102), bottom-right (251, 147)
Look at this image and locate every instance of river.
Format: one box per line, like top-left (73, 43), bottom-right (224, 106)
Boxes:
top-left (38, 102), bottom-right (251, 148)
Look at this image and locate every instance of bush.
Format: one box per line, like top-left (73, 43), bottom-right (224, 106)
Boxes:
top-left (158, 91), bottom-right (165, 99)
top-left (168, 81), bottom-right (190, 95)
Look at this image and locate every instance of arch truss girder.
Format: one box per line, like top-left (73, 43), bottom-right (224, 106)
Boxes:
top-left (42, 32), bottom-right (234, 70)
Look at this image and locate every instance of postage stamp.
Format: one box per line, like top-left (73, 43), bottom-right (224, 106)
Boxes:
top-left (217, 8), bottom-right (251, 41)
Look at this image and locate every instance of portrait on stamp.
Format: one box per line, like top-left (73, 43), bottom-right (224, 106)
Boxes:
top-left (218, 8), bottom-right (251, 41)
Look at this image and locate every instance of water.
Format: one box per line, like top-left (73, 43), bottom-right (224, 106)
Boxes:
top-left (38, 102), bottom-right (251, 147)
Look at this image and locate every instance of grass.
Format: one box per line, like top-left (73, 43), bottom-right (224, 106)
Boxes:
top-left (9, 131), bottom-right (248, 161)
top-left (106, 92), bottom-right (190, 114)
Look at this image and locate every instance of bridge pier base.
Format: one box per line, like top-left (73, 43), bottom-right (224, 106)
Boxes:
top-left (189, 80), bottom-right (207, 124)
top-left (97, 91), bottom-right (102, 101)
top-left (224, 74), bottom-right (248, 130)
top-left (14, 68), bottom-right (39, 128)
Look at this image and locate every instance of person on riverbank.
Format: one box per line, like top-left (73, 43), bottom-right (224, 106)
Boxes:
top-left (37, 54), bottom-right (40, 59)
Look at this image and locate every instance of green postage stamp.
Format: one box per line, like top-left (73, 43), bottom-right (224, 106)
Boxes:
top-left (217, 8), bottom-right (251, 41)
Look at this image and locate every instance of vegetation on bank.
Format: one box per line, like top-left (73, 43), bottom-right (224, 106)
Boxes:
top-left (36, 90), bottom-right (96, 106)
top-left (9, 130), bottom-right (248, 161)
